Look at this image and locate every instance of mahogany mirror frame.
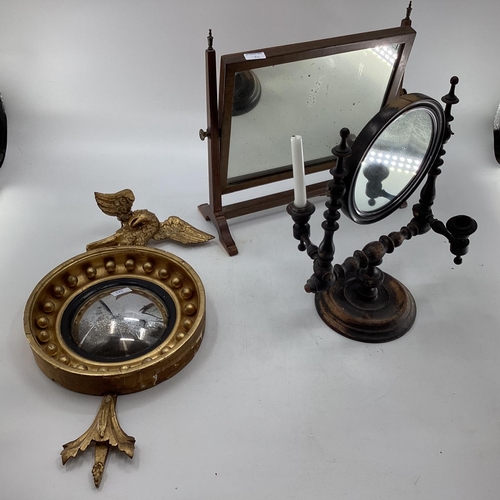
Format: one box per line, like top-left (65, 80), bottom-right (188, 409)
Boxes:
top-left (199, 14), bottom-right (415, 256)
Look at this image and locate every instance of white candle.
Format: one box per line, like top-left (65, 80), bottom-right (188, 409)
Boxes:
top-left (291, 135), bottom-right (307, 208)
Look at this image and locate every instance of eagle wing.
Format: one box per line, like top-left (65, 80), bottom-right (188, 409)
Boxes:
top-left (154, 216), bottom-right (214, 244)
top-left (94, 189), bottom-right (135, 223)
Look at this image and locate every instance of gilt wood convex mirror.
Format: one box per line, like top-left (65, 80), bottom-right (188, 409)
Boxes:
top-left (199, 5), bottom-right (415, 255)
top-left (24, 190), bottom-right (211, 488)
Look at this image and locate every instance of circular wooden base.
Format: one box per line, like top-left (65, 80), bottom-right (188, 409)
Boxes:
top-left (315, 273), bottom-right (416, 343)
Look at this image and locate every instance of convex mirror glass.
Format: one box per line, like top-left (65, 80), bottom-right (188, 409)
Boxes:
top-left (66, 283), bottom-right (173, 361)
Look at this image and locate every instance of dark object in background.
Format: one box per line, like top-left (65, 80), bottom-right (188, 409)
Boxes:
top-left (232, 70), bottom-right (261, 116)
top-left (0, 92), bottom-right (6, 168)
top-left (494, 104), bottom-right (500, 164)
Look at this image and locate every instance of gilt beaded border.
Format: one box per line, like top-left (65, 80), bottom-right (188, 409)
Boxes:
top-left (24, 247), bottom-right (205, 394)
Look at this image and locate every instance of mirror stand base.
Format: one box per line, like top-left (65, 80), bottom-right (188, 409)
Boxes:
top-left (315, 273), bottom-right (416, 343)
top-left (198, 203), bottom-right (238, 256)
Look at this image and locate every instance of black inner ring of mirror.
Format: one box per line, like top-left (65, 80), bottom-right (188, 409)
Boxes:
top-left (60, 278), bottom-right (177, 363)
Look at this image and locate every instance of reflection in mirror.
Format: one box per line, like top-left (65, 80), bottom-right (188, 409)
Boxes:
top-left (233, 71), bottom-right (262, 116)
top-left (71, 286), bottom-right (168, 359)
top-left (353, 108), bottom-right (433, 213)
top-left (227, 45), bottom-right (400, 181)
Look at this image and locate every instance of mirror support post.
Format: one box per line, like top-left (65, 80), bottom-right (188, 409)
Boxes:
top-left (287, 128), bottom-right (352, 293)
top-left (198, 30), bottom-right (238, 256)
top-left (412, 77), bottom-right (477, 264)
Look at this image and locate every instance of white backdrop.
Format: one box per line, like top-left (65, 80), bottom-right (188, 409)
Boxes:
top-left (1, 1), bottom-right (500, 498)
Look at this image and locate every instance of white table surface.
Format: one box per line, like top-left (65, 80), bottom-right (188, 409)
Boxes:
top-left (1, 1), bottom-right (499, 498)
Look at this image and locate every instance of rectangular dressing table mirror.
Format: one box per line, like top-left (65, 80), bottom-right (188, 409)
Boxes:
top-left (199, 5), bottom-right (415, 255)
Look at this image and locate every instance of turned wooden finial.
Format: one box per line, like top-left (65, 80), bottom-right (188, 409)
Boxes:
top-left (443, 76), bottom-right (460, 105)
top-left (442, 76), bottom-right (460, 123)
top-left (207, 29), bottom-right (213, 50)
top-left (331, 127), bottom-right (352, 159)
top-left (401, 1), bottom-right (412, 26)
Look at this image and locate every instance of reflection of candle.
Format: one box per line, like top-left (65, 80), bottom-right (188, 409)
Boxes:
top-left (291, 135), bottom-right (307, 208)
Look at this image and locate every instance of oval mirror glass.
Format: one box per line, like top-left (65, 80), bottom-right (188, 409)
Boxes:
top-left (344, 94), bottom-right (446, 224)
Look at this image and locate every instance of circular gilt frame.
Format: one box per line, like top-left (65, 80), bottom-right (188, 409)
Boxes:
top-left (24, 246), bottom-right (206, 396)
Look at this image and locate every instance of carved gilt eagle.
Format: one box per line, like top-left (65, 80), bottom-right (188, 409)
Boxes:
top-left (86, 189), bottom-right (214, 251)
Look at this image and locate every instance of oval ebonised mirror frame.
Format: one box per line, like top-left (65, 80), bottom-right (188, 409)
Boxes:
top-left (343, 93), bottom-right (446, 224)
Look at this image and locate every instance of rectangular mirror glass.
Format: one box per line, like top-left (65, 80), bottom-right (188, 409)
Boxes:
top-left (227, 43), bottom-right (401, 183)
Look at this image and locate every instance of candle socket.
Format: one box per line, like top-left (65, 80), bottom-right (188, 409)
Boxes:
top-left (286, 201), bottom-right (316, 251)
top-left (287, 128), bottom-right (351, 293)
top-left (430, 214), bottom-right (478, 265)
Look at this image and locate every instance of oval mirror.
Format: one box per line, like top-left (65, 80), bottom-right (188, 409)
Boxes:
top-left (343, 93), bottom-right (446, 224)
